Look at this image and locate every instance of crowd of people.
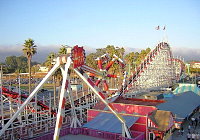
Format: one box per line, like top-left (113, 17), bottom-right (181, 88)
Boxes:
top-left (185, 116), bottom-right (200, 140)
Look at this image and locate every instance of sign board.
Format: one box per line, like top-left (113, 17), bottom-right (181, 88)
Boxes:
top-left (71, 45), bottom-right (85, 68)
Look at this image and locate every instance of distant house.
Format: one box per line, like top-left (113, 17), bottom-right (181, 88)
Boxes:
top-left (39, 66), bottom-right (49, 72)
top-left (66, 46), bottom-right (72, 54)
top-left (190, 62), bottom-right (200, 69)
top-left (71, 84), bottom-right (82, 92)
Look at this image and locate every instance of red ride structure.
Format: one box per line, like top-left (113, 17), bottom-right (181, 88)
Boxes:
top-left (81, 53), bottom-right (126, 95)
top-left (1, 87), bottom-right (56, 115)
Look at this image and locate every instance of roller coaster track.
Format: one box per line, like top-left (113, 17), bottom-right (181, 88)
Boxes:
top-left (169, 58), bottom-right (185, 80)
top-left (119, 42), bottom-right (183, 95)
top-left (1, 87), bottom-right (56, 115)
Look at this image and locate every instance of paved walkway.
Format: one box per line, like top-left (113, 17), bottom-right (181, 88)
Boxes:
top-left (60, 134), bottom-right (103, 140)
top-left (169, 111), bottom-right (200, 140)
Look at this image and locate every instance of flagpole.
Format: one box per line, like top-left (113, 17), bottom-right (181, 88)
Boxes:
top-left (163, 25), bottom-right (167, 42)
top-left (159, 26), bottom-right (162, 43)
top-left (155, 25), bottom-right (160, 44)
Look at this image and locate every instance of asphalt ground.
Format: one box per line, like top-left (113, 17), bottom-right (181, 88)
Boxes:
top-left (169, 111), bottom-right (200, 140)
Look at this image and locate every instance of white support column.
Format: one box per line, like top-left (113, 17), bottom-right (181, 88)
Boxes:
top-left (18, 76), bottom-right (22, 118)
top-left (9, 97), bottom-right (13, 118)
top-left (54, 57), bottom-right (81, 140)
top-left (68, 79), bottom-right (81, 128)
top-left (60, 64), bottom-right (81, 129)
top-left (34, 88), bottom-right (38, 126)
top-left (53, 59), bottom-right (70, 140)
top-left (0, 57), bottom-right (61, 137)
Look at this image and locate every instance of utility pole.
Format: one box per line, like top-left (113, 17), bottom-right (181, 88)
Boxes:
top-left (0, 65), bottom-right (4, 127)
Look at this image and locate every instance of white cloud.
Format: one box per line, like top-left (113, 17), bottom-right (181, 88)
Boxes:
top-left (172, 47), bottom-right (200, 61)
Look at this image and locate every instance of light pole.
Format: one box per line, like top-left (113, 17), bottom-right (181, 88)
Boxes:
top-left (0, 65), bottom-right (4, 127)
top-left (185, 63), bottom-right (190, 75)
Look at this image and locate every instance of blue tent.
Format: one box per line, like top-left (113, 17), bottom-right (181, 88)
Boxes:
top-left (83, 112), bottom-right (139, 134)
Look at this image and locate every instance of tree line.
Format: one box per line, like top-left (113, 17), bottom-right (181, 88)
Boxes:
top-left (0, 39), bottom-right (153, 93)
top-left (3, 38), bottom-right (200, 78)
top-left (1, 40), bottom-right (152, 75)
top-left (86, 45), bottom-right (151, 76)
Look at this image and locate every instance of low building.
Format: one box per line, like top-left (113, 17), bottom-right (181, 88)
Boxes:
top-left (190, 62), bottom-right (200, 69)
top-left (148, 110), bottom-right (174, 139)
top-left (71, 84), bottom-right (83, 92)
top-left (39, 66), bottom-right (49, 72)
top-left (83, 91), bottom-right (200, 140)
top-left (157, 91), bottom-right (200, 125)
top-left (66, 46), bottom-right (72, 54)
top-left (84, 97), bottom-right (168, 140)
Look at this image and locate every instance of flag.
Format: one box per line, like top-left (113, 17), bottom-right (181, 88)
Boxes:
top-left (155, 26), bottom-right (160, 30)
top-left (163, 26), bottom-right (166, 30)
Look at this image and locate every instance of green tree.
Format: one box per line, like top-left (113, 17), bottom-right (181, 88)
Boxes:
top-left (5, 56), bottom-right (17, 73)
top-left (22, 38), bottom-right (37, 94)
top-left (44, 52), bottom-right (57, 68)
top-left (44, 52), bottom-right (58, 106)
top-left (124, 48), bottom-right (151, 72)
top-left (58, 45), bottom-right (67, 55)
top-left (86, 53), bottom-right (98, 69)
top-left (125, 52), bottom-right (136, 73)
top-left (134, 48), bottom-right (151, 66)
top-left (57, 45), bottom-right (68, 85)
top-left (5, 56), bottom-right (28, 73)
top-left (0, 62), bottom-right (9, 74)
top-left (16, 56), bottom-right (28, 73)
top-left (86, 45), bottom-right (125, 76)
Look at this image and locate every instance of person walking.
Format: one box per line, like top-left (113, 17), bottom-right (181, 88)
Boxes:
top-left (195, 118), bottom-right (198, 128)
top-left (181, 127), bottom-right (184, 136)
top-left (188, 124), bottom-right (191, 132)
top-left (192, 132), bottom-right (196, 140)
top-left (191, 117), bottom-right (195, 126)
top-left (196, 132), bottom-right (200, 140)
top-left (198, 116), bottom-right (200, 125)
top-left (187, 132), bottom-right (191, 140)
top-left (178, 129), bottom-right (181, 136)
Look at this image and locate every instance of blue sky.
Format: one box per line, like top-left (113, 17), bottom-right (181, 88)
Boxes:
top-left (0, 0), bottom-right (200, 62)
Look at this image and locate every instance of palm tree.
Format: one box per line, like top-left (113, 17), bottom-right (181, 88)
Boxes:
top-left (57, 45), bottom-right (69, 83)
top-left (22, 38), bottom-right (37, 94)
top-left (58, 45), bottom-right (67, 55)
top-left (45, 52), bottom-right (57, 106)
top-left (44, 52), bottom-right (56, 67)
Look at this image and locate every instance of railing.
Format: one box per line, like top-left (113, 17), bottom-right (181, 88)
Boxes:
top-left (32, 127), bottom-right (144, 140)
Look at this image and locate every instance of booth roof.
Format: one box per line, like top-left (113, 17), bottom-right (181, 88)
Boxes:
top-left (83, 112), bottom-right (139, 134)
top-left (157, 91), bottom-right (200, 120)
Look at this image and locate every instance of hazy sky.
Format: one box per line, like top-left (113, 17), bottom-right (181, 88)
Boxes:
top-left (0, 0), bottom-right (200, 62)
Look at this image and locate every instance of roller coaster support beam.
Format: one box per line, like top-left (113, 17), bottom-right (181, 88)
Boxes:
top-left (0, 65), bottom-right (4, 127)
top-left (0, 56), bottom-right (63, 137)
top-left (74, 68), bottom-right (132, 138)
